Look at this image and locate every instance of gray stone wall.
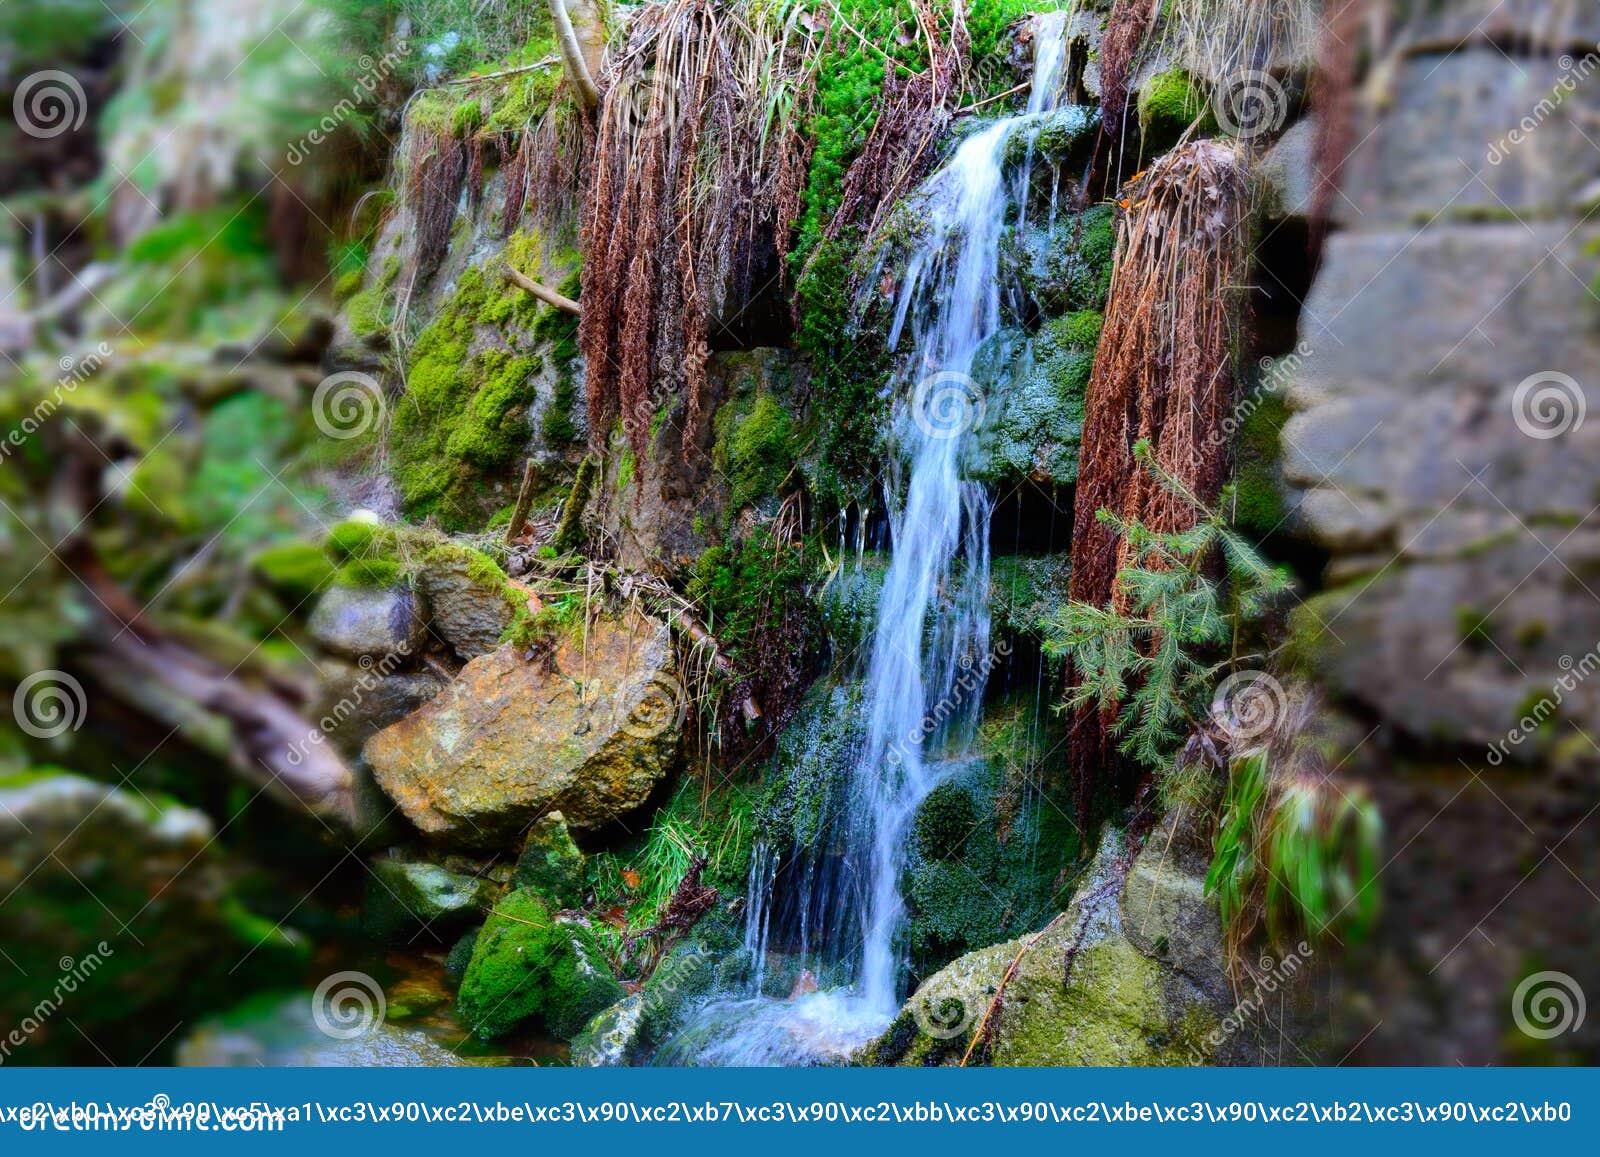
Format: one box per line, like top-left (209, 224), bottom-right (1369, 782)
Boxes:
top-left (1283, 8), bottom-right (1600, 1063)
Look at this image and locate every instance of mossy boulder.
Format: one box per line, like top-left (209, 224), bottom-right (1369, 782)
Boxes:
top-left (363, 611), bottom-right (681, 844)
top-left (902, 707), bottom-right (1080, 981)
top-left (511, 811), bottom-right (586, 908)
top-left (361, 858), bottom-right (497, 943)
top-left (456, 890), bottom-right (624, 1040)
top-left (873, 818), bottom-right (1316, 1067)
top-left (1137, 69), bottom-right (1218, 151)
top-left (0, 770), bottom-right (303, 1064)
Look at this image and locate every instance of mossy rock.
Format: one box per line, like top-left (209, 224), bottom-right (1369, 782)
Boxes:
top-left (1137, 69), bottom-right (1219, 152)
top-left (1001, 202), bottom-right (1116, 322)
top-left (753, 681), bottom-right (864, 851)
top-left (966, 317), bottom-right (1094, 486)
top-left (511, 811), bottom-right (586, 909)
top-left (361, 858), bottom-right (496, 943)
top-left (456, 890), bottom-right (624, 1041)
top-left (714, 390), bottom-right (797, 512)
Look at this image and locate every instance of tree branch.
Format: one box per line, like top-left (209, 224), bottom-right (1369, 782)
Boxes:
top-left (547, 0), bottom-right (601, 110)
top-left (505, 263), bottom-right (581, 315)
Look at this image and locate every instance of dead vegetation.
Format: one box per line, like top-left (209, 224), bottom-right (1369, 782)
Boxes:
top-left (1066, 138), bottom-right (1253, 808)
top-left (580, 0), bottom-right (823, 467)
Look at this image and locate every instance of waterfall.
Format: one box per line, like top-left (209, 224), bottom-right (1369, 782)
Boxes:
top-left (659, 13), bottom-right (1074, 1066)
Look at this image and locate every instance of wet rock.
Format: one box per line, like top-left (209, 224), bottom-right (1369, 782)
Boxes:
top-left (966, 318), bottom-right (1092, 486)
top-left (1257, 117), bottom-right (1315, 223)
top-left (414, 546), bottom-right (519, 660)
top-left (570, 993), bottom-right (645, 1066)
top-left (308, 584), bottom-right (426, 662)
top-left (361, 858), bottom-right (497, 943)
top-left (175, 992), bottom-right (492, 1067)
top-left (0, 771), bottom-right (302, 1063)
top-left (511, 811), bottom-right (586, 908)
top-left (364, 612), bottom-right (681, 844)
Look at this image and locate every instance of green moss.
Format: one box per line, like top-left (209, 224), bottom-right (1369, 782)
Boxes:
top-left (914, 782), bottom-right (978, 860)
top-left (345, 255), bottom-right (399, 338)
top-left (1137, 69), bottom-right (1217, 148)
top-left (715, 391), bottom-right (796, 511)
top-left (456, 889), bottom-right (624, 1040)
top-left (902, 696), bottom-right (1081, 980)
top-left (389, 269), bottom-right (539, 528)
top-left (335, 557), bottom-right (402, 589)
top-left (1457, 606), bottom-right (1494, 648)
top-left (1231, 389), bottom-right (1290, 538)
top-left (793, 231), bottom-right (891, 498)
top-left (553, 455), bottom-right (598, 553)
top-left (251, 541), bottom-right (335, 602)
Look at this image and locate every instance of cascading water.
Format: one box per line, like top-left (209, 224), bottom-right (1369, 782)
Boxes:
top-left (659, 14), bottom-right (1077, 1066)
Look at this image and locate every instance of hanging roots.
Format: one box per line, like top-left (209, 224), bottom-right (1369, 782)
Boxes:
top-left (581, 0), bottom-right (820, 469)
top-left (1066, 138), bottom-right (1252, 813)
top-left (816, 0), bottom-right (970, 250)
top-left (401, 106), bottom-right (468, 280)
top-left (1098, 0), bottom-right (1160, 143)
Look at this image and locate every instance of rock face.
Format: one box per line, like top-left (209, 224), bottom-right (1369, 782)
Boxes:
top-left (364, 613), bottom-right (681, 844)
top-left (1270, 17), bottom-right (1600, 1064)
top-left (867, 820), bottom-right (1316, 1067)
top-left (511, 811), bottom-right (586, 908)
top-left (0, 771), bottom-right (302, 1063)
top-left (308, 584), bottom-right (427, 661)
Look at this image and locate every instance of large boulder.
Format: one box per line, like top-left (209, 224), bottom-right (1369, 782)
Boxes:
top-left (364, 612), bottom-right (681, 844)
top-left (308, 584), bottom-right (427, 661)
top-left (0, 770), bottom-right (303, 1063)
